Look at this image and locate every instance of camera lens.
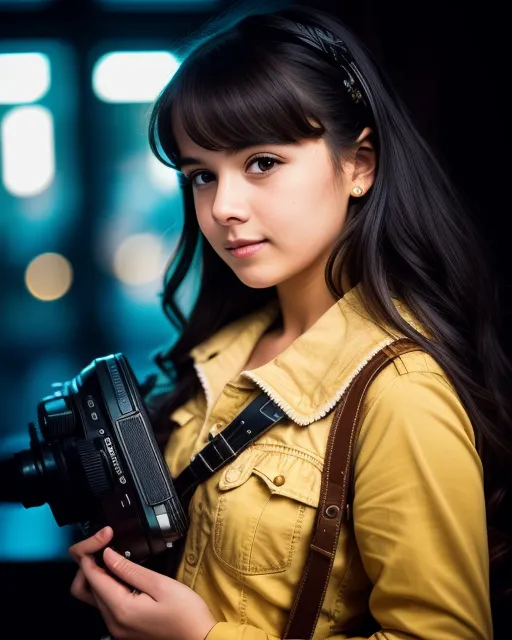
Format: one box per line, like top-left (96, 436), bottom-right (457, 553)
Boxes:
top-left (0, 421), bottom-right (95, 525)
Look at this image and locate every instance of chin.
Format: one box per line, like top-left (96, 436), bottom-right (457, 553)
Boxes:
top-left (233, 270), bottom-right (282, 289)
top-left (237, 277), bottom-right (279, 289)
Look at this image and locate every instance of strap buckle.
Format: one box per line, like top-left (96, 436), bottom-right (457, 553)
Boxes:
top-left (196, 432), bottom-right (236, 473)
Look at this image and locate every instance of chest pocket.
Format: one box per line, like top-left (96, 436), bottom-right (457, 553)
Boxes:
top-left (212, 446), bottom-right (322, 576)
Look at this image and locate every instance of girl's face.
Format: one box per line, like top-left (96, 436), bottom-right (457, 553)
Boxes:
top-left (173, 115), bottom-right (370, 291)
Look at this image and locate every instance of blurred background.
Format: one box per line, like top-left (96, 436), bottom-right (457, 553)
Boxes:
top-left (0, 0), bottom-right (509, 637)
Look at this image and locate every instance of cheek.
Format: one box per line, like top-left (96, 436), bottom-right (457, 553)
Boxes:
top-left (196, 215), bottom-right (208, 237)
top-left (273, 172), bottom-right (342, 227)
top-left (271, 193), bottom-right (346, 247)
top-left (194, 200), bottom-right (213, 236)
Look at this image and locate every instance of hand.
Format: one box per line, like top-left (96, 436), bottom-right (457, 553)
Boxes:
top-left (68, 527), bottom-right (217, 640)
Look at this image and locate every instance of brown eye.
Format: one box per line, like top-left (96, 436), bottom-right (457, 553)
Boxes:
top-left (189, 171), bottom-right (214, 187)
top-left (247, 156), bottom-right (282, 174)
top-left (188, 155), bottom-right (283, 188)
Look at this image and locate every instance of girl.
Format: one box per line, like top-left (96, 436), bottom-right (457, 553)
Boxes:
top-left (68, 4), bottom-right (512, 639)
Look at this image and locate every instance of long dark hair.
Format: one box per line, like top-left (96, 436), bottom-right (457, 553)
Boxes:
top-left (147, 3), bottom-right (512, 630)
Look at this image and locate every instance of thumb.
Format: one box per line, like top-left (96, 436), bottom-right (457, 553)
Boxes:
top-left (102, 547), bottom-right (163, 599)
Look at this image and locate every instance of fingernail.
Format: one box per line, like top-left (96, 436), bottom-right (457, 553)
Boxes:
top-left (101, 526), bottom-right (112, 538)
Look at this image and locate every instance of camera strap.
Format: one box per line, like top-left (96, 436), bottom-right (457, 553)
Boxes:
top-left (174, 393), bottom-right (285, 509)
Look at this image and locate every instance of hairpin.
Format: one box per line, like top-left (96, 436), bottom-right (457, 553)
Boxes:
top-left (293, 24), bottom-right (368, 107)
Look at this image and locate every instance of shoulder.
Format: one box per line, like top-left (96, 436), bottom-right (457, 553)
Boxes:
top-left (364, 348), bottom-right (457, 403)
top-left (356, 348), bottom-right (479, 458)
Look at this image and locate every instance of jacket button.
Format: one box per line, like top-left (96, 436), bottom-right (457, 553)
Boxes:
top-left (186, 553), bottom-right (197, 566)
top-left (273, 475), bottom-right (286, 486)
top-left (225, 467), bottom-right (242, 483)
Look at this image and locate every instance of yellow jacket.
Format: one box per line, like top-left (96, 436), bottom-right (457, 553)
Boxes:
top-left (163, 284), bottom-right (492, 639)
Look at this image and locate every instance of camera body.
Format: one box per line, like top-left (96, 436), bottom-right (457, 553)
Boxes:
top-left (0, 353), bottom-right (188, 565)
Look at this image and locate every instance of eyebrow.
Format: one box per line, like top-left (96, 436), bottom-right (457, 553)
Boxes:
top-left (176, 157), bottom-right (206, 171)
top-left (176, 146), bottom-right (264, 171)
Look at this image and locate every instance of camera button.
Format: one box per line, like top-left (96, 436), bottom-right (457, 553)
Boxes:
top-left (186, 553), bottom-right (198, 566)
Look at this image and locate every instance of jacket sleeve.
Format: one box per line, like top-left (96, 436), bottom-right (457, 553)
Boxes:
top-left (351, 369), bottom-right (492, 640)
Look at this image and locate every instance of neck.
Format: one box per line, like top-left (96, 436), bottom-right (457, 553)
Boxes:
top-left (273, 262), bottom-right (351, 341)
top-left (276, 287), bottom-right (336, 341)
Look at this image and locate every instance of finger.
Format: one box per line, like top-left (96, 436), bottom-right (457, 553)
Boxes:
top-left (68, 527), bottom-right (113, 563)
top-left (80, 553), bottom-right (153, 637)
top-left (91, 592), bottom-right (124, 640)
top-left (70, 568), bottom-right (98, 608)
top-left (102, 547), bottom-right (164, 600)
top-left (71, 574), bottom-right (124, 640)
top-left (80, 552), bottom-right (137, 611)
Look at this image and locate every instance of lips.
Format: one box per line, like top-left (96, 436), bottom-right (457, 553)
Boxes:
top-left (226, 240), bottom-right (268, 259)
top-left (225, 239), bottom-right (266, 249)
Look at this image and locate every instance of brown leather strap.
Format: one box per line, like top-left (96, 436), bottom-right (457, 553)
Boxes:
top-left (283, 338), bottom-right (421, 639)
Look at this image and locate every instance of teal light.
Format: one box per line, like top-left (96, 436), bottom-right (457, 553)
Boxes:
top-left (0, 40), bottom-right (79, 268)
top-left (0, 357), bottom-right (80, 561)
top-left (0, 432), bottom-right (71, 562)
top-left (0, 504), bottom-right (71, 561)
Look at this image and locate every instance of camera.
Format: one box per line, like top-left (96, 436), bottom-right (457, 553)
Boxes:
top-left (0, 353), bottom-right (188, 565)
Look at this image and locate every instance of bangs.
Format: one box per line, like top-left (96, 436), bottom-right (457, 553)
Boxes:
top-left (150, 34), bottom-right (325, 170)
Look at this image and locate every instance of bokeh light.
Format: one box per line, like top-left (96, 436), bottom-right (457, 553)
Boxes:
top-left (1, 105), bottom-right (55, 196)
top-left (24, 252), bottom-right (73, 301)
top-left (0, 52), bottom-right (50, 104)
top-left (147, 151), bottom-right (179, 194)
top-left (113, 233), bottom-right (166, 286)
top-left (92, 51), bottom-right (179, 103)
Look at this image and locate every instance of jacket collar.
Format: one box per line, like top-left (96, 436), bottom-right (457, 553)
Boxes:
top-left (190, 283), bottom-right (428, 426)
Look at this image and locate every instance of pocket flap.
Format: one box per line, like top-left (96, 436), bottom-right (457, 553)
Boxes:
top-left (218, 449), bottom-right (258, 490)
top-left (218, 447), bottom-right (321, 508)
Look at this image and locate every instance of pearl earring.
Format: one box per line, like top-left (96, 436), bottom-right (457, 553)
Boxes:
top-left (352, 186), bottom-right (364, 196)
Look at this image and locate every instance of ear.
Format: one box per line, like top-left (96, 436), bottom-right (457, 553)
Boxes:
top-left (350, 126), bottom-right (376, 194)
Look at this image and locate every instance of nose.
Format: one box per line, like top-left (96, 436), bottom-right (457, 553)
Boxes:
top-left (211, 176), bottom-right (250, 226)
